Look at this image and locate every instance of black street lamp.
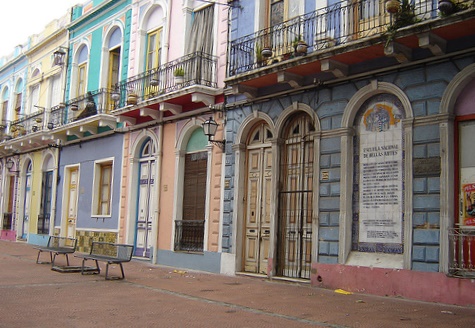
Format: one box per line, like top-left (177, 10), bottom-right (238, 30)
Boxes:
top-left (202, 117), bottom-right (225, 152)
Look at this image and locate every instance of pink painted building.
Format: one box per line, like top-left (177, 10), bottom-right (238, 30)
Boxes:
top-left (116, 0), bottom-right (229, 273)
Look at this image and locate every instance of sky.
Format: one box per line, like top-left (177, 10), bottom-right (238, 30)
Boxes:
top-left (0, 0), bottom-right (81, 58)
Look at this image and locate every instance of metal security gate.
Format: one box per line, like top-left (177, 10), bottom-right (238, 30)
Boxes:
top-left (277, 113), bottom-right (314, 279)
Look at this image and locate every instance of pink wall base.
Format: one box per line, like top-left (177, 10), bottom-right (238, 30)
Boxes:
top-left (311, 263), bottom-right (475, 306)
top-left (0, 230), bottom-right (16, 241)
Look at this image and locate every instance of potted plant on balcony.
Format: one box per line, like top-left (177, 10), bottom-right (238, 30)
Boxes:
top-left (261, 46), bottom-right (273, 58)
top-left (174, 67), bottom-right (185, 84)
top-left (70, 104), bottom-right (79, 111)
top-left (127, 90), bottom-right (138, 105)
top-left (255, 43), bottom-right (269, 67)
top-left (293, 36), bottom-right (308, 55)
top-left (386, 0), bottom-right (401, 14)
top-left (385, 0), bottom-right (419, 46)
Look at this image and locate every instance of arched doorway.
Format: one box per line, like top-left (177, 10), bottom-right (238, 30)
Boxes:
top-left (134, 138), bottom-right (156, 258)
top-left (242, 122), bottom-right (273, 274)
top-left (277, 113), bottom-right (315, 279)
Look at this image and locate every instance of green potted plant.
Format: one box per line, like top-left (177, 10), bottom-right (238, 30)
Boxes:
top-left (293, 35), bottom-right (308, 55)
top-left (174, 67), bottom-right (185, 84)
top-left (384, 0), bottom-right (419, 47)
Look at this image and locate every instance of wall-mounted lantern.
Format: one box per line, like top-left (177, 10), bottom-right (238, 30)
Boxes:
top-left (53, 48), bottom-right (67, 66)
top-left (202, 117), bottom-right (225, 152)
top-left (6, 158), bottom-right (18, 173)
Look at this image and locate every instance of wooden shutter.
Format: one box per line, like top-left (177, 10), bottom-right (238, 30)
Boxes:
top-left (182, 152), bottom-right (207, 221)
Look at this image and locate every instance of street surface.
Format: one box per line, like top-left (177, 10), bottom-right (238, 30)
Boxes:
top-left (1, 240), bottom-right (474, 327)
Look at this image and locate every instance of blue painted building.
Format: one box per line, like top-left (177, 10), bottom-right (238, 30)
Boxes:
top-left (0, 44), bottom-right (30, 242)
top-left (223, 0), bottom-right (475, 305)
top-left (45, 0), bottom-right (132, 250)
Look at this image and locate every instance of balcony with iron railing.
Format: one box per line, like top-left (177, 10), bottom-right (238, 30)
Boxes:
top-left (46, 88), bottom-right (117, 140)
top-left (448, 228), bottom-right (475, 278)
top-left (48, 88), bottom-right (116, 127)
top-left (174, 220), bottom-right (205, 253)
top-left (8, 110), bottom-right (46, 139)
top-left (227, 0), bottom-right (475, 89)
top-left (112, 52), bottom-right (218, 118)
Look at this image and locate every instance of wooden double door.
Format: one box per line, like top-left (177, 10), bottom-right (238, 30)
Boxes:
top-left (243, 124), bottom-right (273, 274)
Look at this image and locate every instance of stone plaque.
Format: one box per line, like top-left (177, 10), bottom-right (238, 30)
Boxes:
top-left (413, 157), bottom-right (441, 176)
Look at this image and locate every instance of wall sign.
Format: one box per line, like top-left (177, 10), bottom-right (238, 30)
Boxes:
top-left (354, 94), bottom-right (405, 250)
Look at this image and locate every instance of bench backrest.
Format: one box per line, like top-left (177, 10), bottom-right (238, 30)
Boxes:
top-left (90, 241), bottom-right (134, 262)
top-left (48, 236), bottom-right (77, 250)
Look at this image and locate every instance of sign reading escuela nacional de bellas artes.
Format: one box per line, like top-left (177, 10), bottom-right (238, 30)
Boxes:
top-left (353, 94), bottom-right (405, 252)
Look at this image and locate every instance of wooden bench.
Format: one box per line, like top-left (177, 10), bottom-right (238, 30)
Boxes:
top-left (75, 241), bottom-right (134, 280)
top-left (33, 236), bottom-right (77, 268)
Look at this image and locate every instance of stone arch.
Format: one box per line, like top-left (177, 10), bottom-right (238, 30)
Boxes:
top-left (275, 101), bottom-right (321, 136)
top-left (342, 81), bottom-right (413, 128)
top-left (235, 111), bottom-right (275, 145)
top-left (176, 117), bottom-right (208, 152)
top-left (339, 80), bottom-right (413, 269)
top-left (440, 63), bottom-right (475, 115)
top-left (130, 128), bottom-right (160, 159)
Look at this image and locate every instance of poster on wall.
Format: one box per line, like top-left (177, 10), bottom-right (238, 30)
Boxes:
top-left (460, 166), bottom-right (475, 226)
top-left (358, 96), bottom-right (404, 244)
top-left (461, 183), bottom-right (475, 226)
top-left (459, 121), bottom-right (475, 227)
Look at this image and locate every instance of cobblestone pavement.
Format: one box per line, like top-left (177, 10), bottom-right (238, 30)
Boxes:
top-left (1, 240), bottom-right (474, 328)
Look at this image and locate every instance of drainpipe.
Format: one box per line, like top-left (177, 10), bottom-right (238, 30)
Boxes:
top-left (151, 124), bottom-right (163, 265)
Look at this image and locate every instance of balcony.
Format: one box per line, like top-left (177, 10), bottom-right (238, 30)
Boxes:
top-left (448, 228), bottom-right (475, 278)
top-left (174, 220), bottom-right (205, 253)
top-left (226, 0), bottom-right (475, 98)
top-left (112, 52), bottom-right (220, 126)
top-left (0, 89), bottom-right (118, 155)
top-left (46, 88), bottom-right (116, 144)
top-left (0, 111), bottom-right (52, 155)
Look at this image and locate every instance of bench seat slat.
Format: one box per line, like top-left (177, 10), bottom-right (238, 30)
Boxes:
top-left (34, 236), bottom-right (77, 267)
top-left (75, 241), bottom-right (134, 280)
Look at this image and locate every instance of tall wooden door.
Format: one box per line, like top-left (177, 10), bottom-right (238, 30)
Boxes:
top-left (135, 160), bottom-right (155, 257)
top-left (66, 168), bottom-right (79, 239)
top-left (243, 123), bottom-right (273, 274)
top-left (277, 114), bottom-right (314, 279)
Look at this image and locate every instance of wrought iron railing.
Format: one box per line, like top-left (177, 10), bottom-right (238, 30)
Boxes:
top-left (228, 0), bottom-right (474, 75)
top-left (9, 110), bottom-right (46, 138)
top-left (113, 52), bottom-right (218, 109)
top-left (47, 88), bottom-right (116, 129)
top-left (448, 228), bottom-right (475, 278)
top-left (174, 220), bottom-right (205, 252)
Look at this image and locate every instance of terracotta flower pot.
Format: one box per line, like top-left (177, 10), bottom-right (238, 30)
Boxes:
top-left (386, 0), bottom-right (401, 13)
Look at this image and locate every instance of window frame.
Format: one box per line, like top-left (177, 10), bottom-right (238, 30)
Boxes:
top-left (145, 28), bottom-right (162, 71)
top-left (76, 62), bottom-right (87, 98)
top-left (91, 158), bottom-right (114, 218)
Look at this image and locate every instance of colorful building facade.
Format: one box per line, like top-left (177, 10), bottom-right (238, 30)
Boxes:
top-left (0, 0), bottom-right (474, 306)
top-left (223, 0), bottom-right (475, 305)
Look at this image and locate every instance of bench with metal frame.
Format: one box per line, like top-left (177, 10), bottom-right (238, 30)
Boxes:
top-left (75, 241), bottom-right (134, 280)
top-left (34, 236), bottom-right (77, 268)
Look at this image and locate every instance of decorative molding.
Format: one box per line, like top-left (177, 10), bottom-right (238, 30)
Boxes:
top-left (277, 71), bottom-right (303, 88)
top-left (418, 32), bottom-right (447, 56)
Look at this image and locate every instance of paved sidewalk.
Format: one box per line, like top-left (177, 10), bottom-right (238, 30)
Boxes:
top-left (0, 240), bottom-right (474, 328)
